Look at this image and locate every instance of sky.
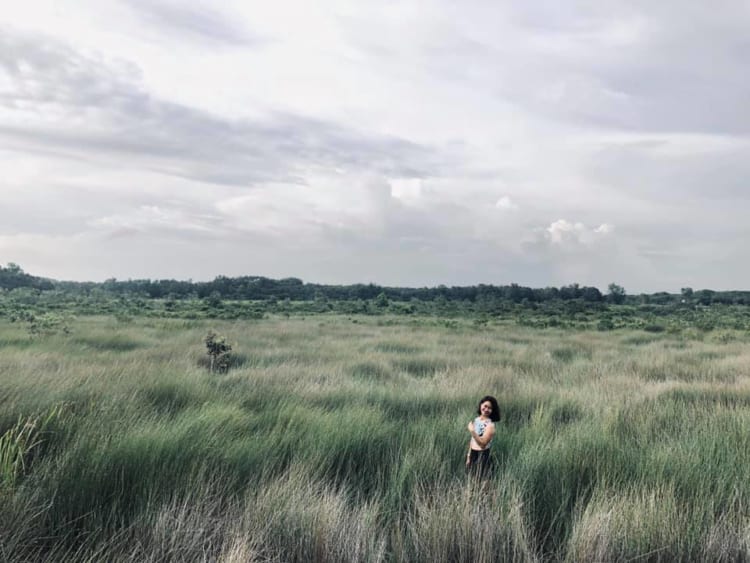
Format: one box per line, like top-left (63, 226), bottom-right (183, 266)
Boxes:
top-left (1, 1), bottom-right (749, 292)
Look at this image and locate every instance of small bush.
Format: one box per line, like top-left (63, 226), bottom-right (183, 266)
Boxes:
top-left (204, 331), bottom-right (233, 373)
top-left (196, 352), bottom-right (247, 372)
top-left (26, 313), bottom-right (71, 337)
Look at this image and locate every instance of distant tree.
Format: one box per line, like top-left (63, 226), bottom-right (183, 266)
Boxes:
top-left (559, 284), bottom-right (581, 300)
top-left (374, 292), bottom-right (389, 308)
top-left (650, 292), bottom-right (672, 305)
top-left (164, 295), bottom-right (178, 311)
top-left (203, 291), bottom-right (223, 309)
top-left (540, 287), bottom-right (560, 301)
top-left (0, 263), bottom-right (52, 291)
top-left (696, 289), bottom-right (714, 306)
top-left (607, 283), bottom-right (626, 304)
top-left (681, 287), bottom-right (694, 300)
top-left (313, 289), bottom-right (330, 312)
top-left (581, 286), bottom-right (603, 302)
top-left (354, 299), bottom-right (370, 314)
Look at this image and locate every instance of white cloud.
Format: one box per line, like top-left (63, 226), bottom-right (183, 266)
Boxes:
top-left (495, 196), bottom-right (519, 211)
top-left (545, 219), bottom-right (614, 247)
top-left (89, 205), bottom-right (217, 235)
top-left (215, 174), bottom-right (392, 236)
top-left (390, 178), bottom-right (422, 204)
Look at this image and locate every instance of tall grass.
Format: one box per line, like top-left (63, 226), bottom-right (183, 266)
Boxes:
top-left (2, 316), bottom-right (750, 560)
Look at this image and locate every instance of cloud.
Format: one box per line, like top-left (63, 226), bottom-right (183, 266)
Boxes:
top-left (425, 2), bottom-right (750, 135)
top-left (214, 175), bottom-right (392, 237)
top-left (586, 133), bottom-right (750, 201)
top-left (495, 196), bottom-right (519, 211)
top-left (390, 178), bottom-right (422, 204)
top-left (122, 0), bottom-right (261, 46)
top-left (0, 28), bottom-right (444, 188)
top-left (89, 205), bottom-right (221, 236)
top-left (544, 219), bottom-right (614, 248)
top-left (0, 30), bottom-right (141, 111)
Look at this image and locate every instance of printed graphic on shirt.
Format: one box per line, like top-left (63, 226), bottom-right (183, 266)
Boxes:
top-left (474, 417), bottom-right (487, 437)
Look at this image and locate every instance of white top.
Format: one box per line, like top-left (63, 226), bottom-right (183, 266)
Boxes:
top-left (470, 416), bottom-right (494, 450)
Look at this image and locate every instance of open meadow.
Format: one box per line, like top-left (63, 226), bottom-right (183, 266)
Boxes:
top-left (2, 315), bottom-right (750, 562)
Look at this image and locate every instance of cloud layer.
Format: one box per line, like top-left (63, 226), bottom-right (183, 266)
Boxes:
top-left (1, 1), bottom-right (749, 291)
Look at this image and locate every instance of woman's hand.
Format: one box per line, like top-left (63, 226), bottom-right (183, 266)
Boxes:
top-left (467, 421), bottom-right (474, 433)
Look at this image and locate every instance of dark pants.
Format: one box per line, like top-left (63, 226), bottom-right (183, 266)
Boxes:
top-left (466, 449), bottom-right (492, 479)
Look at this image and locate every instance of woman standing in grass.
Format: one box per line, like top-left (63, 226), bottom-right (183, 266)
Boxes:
top-left (466, 395), bottom-right (499, 478)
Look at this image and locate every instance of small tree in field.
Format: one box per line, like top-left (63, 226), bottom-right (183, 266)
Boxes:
top-left (607, 283), bottom-right (627, 305)
top-left (374, 291), bottom-right (389, 308)
top-left (204, 330), bottom-right (232, 373)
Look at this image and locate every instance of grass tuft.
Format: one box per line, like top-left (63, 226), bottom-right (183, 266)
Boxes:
top-left (392, 358), bottom-right (448, 378)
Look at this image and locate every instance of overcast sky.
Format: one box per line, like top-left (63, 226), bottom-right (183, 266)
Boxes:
top-left (2, 1), bottom-right (749, 292)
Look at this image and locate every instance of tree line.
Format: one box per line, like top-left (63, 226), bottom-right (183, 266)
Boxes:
top-left (2, 263), bottom-right (750, 306)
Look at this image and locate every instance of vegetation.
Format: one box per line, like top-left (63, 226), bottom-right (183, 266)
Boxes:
top-left (2, 313), bottom-right (750, 561)
top-left (6, 264), bottom-right (750, 339)
top-left (4, 263), bottom-right (750, 560)
top-left (5, 267), bottom-right (750, 336)
top-left (204, 330), bottom-right (233, 373)
top-left (0, 263), bottom-right (54, 292)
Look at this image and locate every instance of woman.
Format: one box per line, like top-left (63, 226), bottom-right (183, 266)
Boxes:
top-left (465, 395), bottom-right (499, 478)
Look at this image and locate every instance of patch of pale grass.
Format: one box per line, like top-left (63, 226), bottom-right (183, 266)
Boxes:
top-left (239, 466), bottom-right (387, 563)
top-left (396, 479), bottom-right (538, 563)
top-left (567, 486), bottom-right (750, 562)
top-left (566, 485), bottom-right (688, 562)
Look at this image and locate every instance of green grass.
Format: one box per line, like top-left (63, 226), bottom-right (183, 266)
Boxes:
top-left (2, 316), bottom-right (750, 561)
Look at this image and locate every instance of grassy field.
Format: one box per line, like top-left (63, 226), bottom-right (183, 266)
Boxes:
top-left (2, 315), bottom-right (750, 561)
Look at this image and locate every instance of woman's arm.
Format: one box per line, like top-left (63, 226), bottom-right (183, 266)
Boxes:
top-left (468, 421), bottom-right (495, 449)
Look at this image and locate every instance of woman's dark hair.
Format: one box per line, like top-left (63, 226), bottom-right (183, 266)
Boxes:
top-left (476, 395), bottom-right (500, 422)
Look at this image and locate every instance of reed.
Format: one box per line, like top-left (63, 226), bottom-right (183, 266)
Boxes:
top-left (1, 315), bottom-right (750, 561)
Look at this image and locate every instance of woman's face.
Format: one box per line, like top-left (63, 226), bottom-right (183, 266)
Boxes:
top-left (479, 401), bottom-right (493, 418)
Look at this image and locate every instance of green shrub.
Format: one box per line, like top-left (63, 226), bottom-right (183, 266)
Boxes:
top-left (204, 330), bottom-right (233, 373)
